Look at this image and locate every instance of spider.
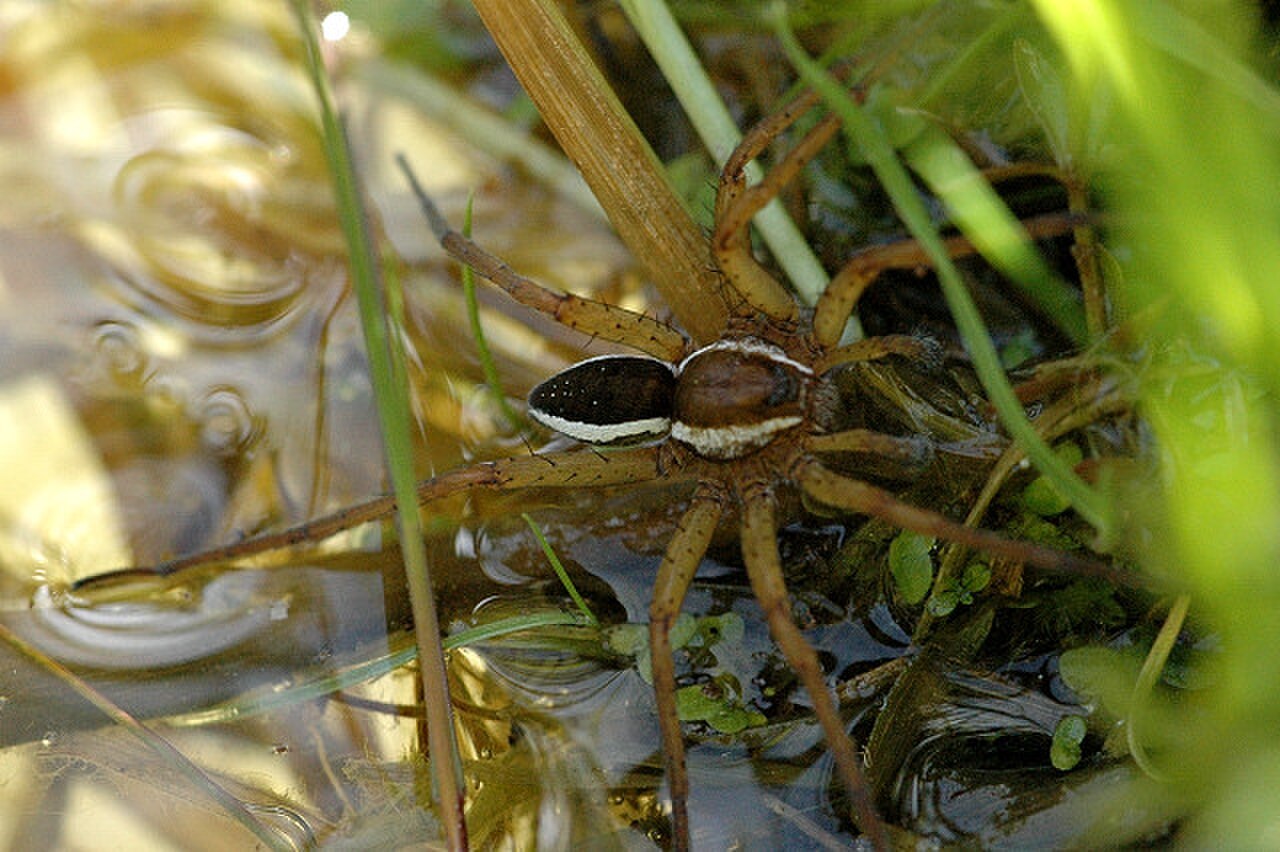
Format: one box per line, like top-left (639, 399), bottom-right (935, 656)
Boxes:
top-left (109, 88), bottom-right (1108, 849)
top-left (382, 95), bottom-right (1110, 846)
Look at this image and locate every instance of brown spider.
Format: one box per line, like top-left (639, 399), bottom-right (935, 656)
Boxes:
top-left (383, 99), bottom-right (1108, 843)
top-left (111, 91), bottom-right (1108, 848)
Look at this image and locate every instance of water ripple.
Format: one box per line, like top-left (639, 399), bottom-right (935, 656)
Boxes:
top-left (24, 572), bottom-right (280, 670)
top-left (105, 119), bottom-right (321, 341)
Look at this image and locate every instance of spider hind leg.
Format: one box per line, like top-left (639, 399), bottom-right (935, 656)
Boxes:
top-left (647, 486), bottom-right (724, 852)
top-left (740, 482), bottom-right (889, 847)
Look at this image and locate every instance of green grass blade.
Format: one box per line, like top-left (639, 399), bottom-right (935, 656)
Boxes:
top-left (1127, 593), bottom-right (1189, 781)
top-left (902, 126), bottom-right (1089, 345)
top-left (460, 195), bottom-right (525, 432)
top-left (1028, 4), bottom-right (1280, 840)
top-left (522, 513), bottom-right (599, 626)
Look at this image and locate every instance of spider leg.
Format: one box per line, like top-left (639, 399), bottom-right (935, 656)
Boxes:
top-left (647, 485), bottom-right (724, 852)
top-left (397, 154), bottom-right (688, 361)
top-left (806, 429), bottom-right (934, 472)
top-left (739, 481), bottom-right (889, 849)
top-left (712, 90), bottom-right (842, 322)
top-left (717, 91), bottom-right (836, 243)
top-left (795, 459), bottom-right (1135, 586)
top-left (813, 333), bottom-right (941, 374)
top-left (812, 211), bottom-right (1081, 348)
top-left (81, 446), bottom-right (674, 584)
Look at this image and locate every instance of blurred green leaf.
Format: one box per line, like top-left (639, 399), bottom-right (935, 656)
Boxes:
top-left (1021, 442), bottom-right (1085, 516)
top-left (1059, 645), bottom-right (1140, 722)
top-left (1013, 38), bottom-right (1071, 166)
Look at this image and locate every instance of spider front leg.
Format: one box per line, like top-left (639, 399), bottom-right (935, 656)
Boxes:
top-left (715, 90), bottom-right (837, 256)
top-left (82, 446), bottom-right (675, 584)
top-left (648, 485), bottom-right (724, 852)
top-left (811, 209), bottom-right (1082, 349)
top-left (397, 154), bottom-right (688, 361)
top-left (711, 89), bottom-right (841, 323)
top-left (739, 481), bottom-right (889, 850)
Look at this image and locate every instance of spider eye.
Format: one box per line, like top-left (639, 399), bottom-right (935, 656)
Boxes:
top-left (528, 354), bottom-right (676, 445)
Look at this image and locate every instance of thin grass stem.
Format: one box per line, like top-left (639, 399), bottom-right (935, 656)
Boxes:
top-left (522, 513), bottom-right (599, 626)
top-left (1128, 593), bottom-right (1190, 781)
top-left (460, 195), bottom-right (525, 432)
top-left (288, 4), bottom-right (468, 848)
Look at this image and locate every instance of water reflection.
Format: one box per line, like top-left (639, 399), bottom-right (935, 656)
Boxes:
top-left (1, 563), bottom-right (397, 746)
top-left (195, 385), bottom-right (262, 455)
top-left (0, 4), bottom-right (420, 845)
top-left (0, 1), bottom-right (411, 590)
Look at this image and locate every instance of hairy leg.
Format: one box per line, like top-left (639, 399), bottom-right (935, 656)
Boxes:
top-left (80, 446), bottom-right (674, 585)
top-left (647, 485), bottom-right (724, 852)
top-left (397, 154), bottom-right (688, 361)
top-left (739, 481), bottom-right (888, 849)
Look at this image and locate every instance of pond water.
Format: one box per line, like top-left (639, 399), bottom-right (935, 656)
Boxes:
top-left (0, 2), bottom-right (1132, 849)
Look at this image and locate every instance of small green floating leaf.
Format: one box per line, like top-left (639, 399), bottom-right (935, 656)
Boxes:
top-left (604, 623), bottom-right (646, 657)
top-left (1050, 714), bottom-right (1088, 770)
top-left (693, 612), bottom-right (744, 648)
top-left (1009, 512), bottom-right (1080, 550)
top-left (890, 530), bottom-right (935, 605)
top-left (669, 611), bottom-right (699, 651)
top-left (675, 679), bottom-right (766, 735)
top-left (608, 613), bottom-right (699, 685)
top-left (927, 560), bottom-right (991, 616)
top-left (1058, 645), bottom-right (1141, 721)
top-left (961, 561), bottom-right (992, 594)
top-left (926, 589), bottom-right (960, 617)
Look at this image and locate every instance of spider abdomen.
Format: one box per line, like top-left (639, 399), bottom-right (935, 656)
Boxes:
top-left (527, 354), bottom-right (676, 444)
top-left (671, 338), bottom-right (812, 460)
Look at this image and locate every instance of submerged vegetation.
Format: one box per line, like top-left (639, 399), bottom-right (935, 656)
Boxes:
top-left (0, 0), bottom-right (1278, 848)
